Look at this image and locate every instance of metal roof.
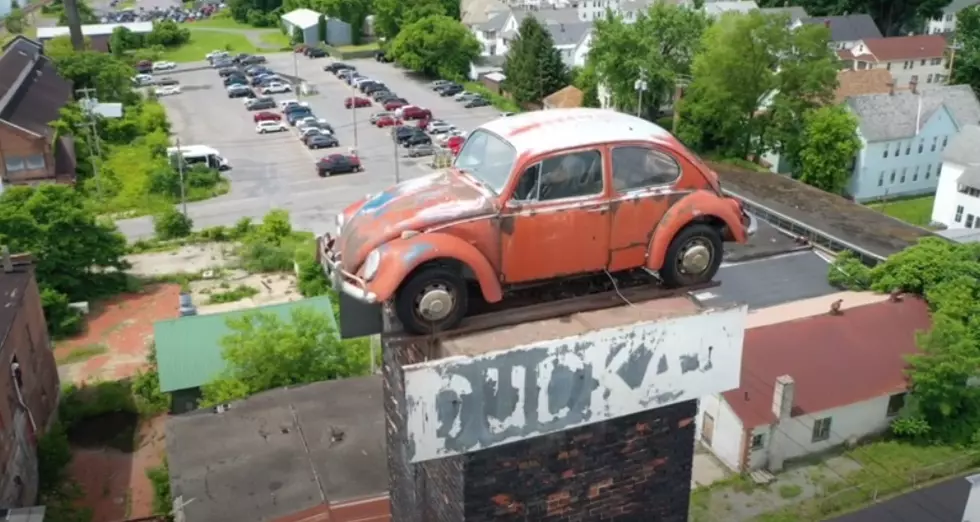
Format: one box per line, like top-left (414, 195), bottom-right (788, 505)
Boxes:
top-left (154, 296), bottom-right (337, 393)
top-left (942, 124), bottom-right (980, 166)
top-left (281, 8), bottom-right (322, 30)
top-left (37, 21), bottom-right (153, 39)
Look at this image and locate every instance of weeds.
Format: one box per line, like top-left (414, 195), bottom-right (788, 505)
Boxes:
top-left (208, 284), bottom-right (259, 304)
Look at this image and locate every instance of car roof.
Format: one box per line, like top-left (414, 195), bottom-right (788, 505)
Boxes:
top-left (479, 108), bottom-right (676, 157)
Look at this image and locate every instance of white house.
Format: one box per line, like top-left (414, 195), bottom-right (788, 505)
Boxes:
top-left (695, 292), bottom-right (931, 473)
top-left (280, 8), bottom-right (352, 46)
top-left (837, 35), bottom-right (950, 88)
top-left (703, 1), bottom-right (759, 19)
top-left (925, 0), bottom-right (980, 35)
top-left (793, 15), bottom-right (882, 51)
top-left (931, 124), bottom-right (980, 229)
top-left (470, 8), bottom-right (594, 68)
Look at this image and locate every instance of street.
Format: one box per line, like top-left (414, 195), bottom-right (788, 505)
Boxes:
top-left (114, 53), bottom-right (501, 239)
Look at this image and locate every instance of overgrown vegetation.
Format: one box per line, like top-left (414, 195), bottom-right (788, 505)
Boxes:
top-left (132, 349), bottom-right (173, 417)
top-left (208, 284), bottom-right (259, 304)
top-left (146, 458), bottom-right (173, 516)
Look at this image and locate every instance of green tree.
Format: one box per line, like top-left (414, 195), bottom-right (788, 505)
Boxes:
top-left (153, 207), bottom-right (193, 240)
top-left (372, 0), bottom-right (453, 40)
top-left (4, 8), bottom-right (26, 33)
top-left (789, 0), bottom-right (947, 36)
top-left (47, 40), bottom-right (139, 103)
top-left (572, 63), bottom-right (600, 107)
top-left (797, 105), bottom-right (861, 195)
top-left (200, 308), bottom-right (371, 406)
top-left (503, 17), bottom-right (569, 106)
top-left (292, 25), bottom-right (304, 44)
top-left (317, 14), bottom-right (327, 42)
top-left (587, 3), bottom-right (708, 118)
top-left (388, 15), bottom-right (480, 79)
top-left (145, 20), bottom-right (190, 47)
top-left (56, 0), bottom-right (97, 24)
top-left (951, 6), bottom-right (980, 95)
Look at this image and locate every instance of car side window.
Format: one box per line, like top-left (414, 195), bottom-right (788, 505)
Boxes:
top-left (611, 146), bottom-right (681, 191)
top-left (512, 150), bottom-right (603, 202)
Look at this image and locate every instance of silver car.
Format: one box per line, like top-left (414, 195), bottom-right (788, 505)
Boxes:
top-left (407, 143), bottom-right (437, 157)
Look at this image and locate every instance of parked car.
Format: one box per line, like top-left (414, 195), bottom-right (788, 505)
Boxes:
top-left (316, 154), bottom-right (362, 177)
top-left (439, 85), bottom-right (464, 96)
top-left (500, 112), bottom-right (515, 117)
top-left (394, 126), bottom-right (425, 143)
top-left (401, 106), bottom-right (432, 121)
top-left (279, 99), bottom-right (310, 111)
top-left (253, 111), bottom-right (282, 123)
top-left (464, 97), bottom-right (491, 108)
top-left (262, 82), bottom-right (292, 94)
top-left (155, 77), bottom-right (179, 86)
top-left (256, 76), bottom-right (284, 87)
top-left (434, 83), bottom-right (461, 94)
top-left (224, 75), bottom-right (248, 87)
top-left (307, 47), bottom-right (328, 58)
top-left (135, 60), bottom-right (152, 74)
top-left (154, 85), bottom-right (181, 96)
top-left (227, 85), bottom-right (254, 98)
top-left (318, 108), bottom-right (756, 333)
top-left (429, 79), bottom-right (452, 90)
top-left (360, 81), bottom-right (385, 93)
top-left (369, 111), bottom-right (393, 124)
top-left (152, 61), bottom-right (177, 71)
top-left (324, 62), bottom-right (352, 73)
top-left (402, 133), bottom-right (432, 147)
top-left (250, 74), bottom-right (276, 86)
top-left (375, 115), bottom-right (402, 128)
top-left (301, 127), bottom-right (330, 142)
top-left (427, 121), bottom-right (455, 134)
top-left (245, 65), bottom-right (271, 76)
top-left (406, 143), bottom-right (437, 157)
top-left (256, 120), bottom-right (288, 133)
top-left (344, 96), bottom-right (372, 109)
top-left (218, 67), bottom-right (241, 77)
top-left (445, 134), bottom-right (465, 155)
top-left (456, 93), bottom-right (481, 103)
top-left (132, 74), bottom-right (154, 86)
top-left (287, 109), bottom-right (314, 125)
top-left (383, 100), bottom-right (408, 111)
top-left (372, 91), bottom-right (398, 102)
top-left (246, 97), bottom-right (277, 111)
top-left (240, 55), bottom-right (267, 65)
top-left (375, 51), bottom-right (392, 62)
top-left (307, 134), bottom-right (340, 149)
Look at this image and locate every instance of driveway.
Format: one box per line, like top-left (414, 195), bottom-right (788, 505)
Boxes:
top-left (115, 55), bottom-right (501, 239)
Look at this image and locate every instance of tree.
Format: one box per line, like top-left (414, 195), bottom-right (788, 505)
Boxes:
top-left (388, 15), bottom-right (480, 79)
top-left (292, 25), bottom-right (304, 44)
top-left (372, 0), bottom-right (454, 40)
top-left (47, 39), bottom-right (139, 104)
top-left (154, 207), bottom-right (193, 240)
top-left (587, 3), bottom-right (708, 117)
top-left (572, 63), bottom-right (600, 108)
top-left (4, 8), bottom-right (26, 34)
top-left (797, 106), bottom-right (861, 195)
top-left (503, 17), bottom-right (569, 106)
top-left (790, 0), bottom-right (946, 36)
top-left (200, 308), bottom-right (371, 406)
top-left (317, 14), bottom-right (327, 42)
top-left (951, 6), bottom-right (980, 95)
top-left (56, 0), bottom-right (97, 25)
top-left (145, 20), bottom-right (190, 47)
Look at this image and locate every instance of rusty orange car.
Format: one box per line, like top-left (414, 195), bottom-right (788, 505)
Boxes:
top-left (319, 108), bottom-right (756, 334)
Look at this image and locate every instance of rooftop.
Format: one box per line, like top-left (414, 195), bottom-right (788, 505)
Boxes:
top-left (722, 296), bottom-right (932, 428)
top-left (281, 8), bottom-right (322, 30)
top-left (759, 5), bottom-right (809, 21)
top-left (936, 227), bottom-right (980, 243)
top-left (845, 35), bottom-right (948, 61)
top-left (942, 123), bottom-right (980, 166)
top-left (543, 85), bottom-right (583, 109)
top-left (36, 21), bottom-right (153, 39)
top-left (798, 15), bottom-right (882, 42)
top-left (0, 253), bottom-right (37, 354)
top-left (712, 162), bottom-right (935, 260)
top-left (828, 472), bottom-right (972, 522)
top-left (167, 375), bottom-right (387, 522)
top-left (846, 84), bottom-right (980, 142)
top-left (154, 296), bottom-right (337, 393)
top-left (834, 69), bottom-right (899, 103)
top-left (697, 250), bottom-right (837, 310)
top-left (0, 36), bottom-right (72, 138)
top-left (703, 1), bottom-right (760, 17)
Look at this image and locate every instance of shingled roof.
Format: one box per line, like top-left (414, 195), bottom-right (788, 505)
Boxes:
top-left (846, 85), bottom-right (980, 142)
top-left (799, 14), bottom-right (882, 42)
top-left (0, 36), bottom-right (72, 138)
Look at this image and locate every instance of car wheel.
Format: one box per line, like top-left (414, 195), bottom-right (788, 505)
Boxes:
top-left (395, 264), bottom-right (469, 335)
top-left (354, 166), bottom-right (362, 172)
top-left (659, 223), bottom-right (723, 288)
top-left (318, 170), bottom-right (327, 178)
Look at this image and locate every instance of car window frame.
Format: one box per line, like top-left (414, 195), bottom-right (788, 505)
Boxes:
top-left (509, 148), bottom-right (605, 205)
top-left (610, 144), bottom-right (682, 193)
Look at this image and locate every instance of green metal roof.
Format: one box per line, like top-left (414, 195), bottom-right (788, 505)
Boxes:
top-left (154, 296), bottom-right (337, 393)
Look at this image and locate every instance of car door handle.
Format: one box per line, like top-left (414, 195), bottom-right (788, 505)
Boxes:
top-left (586, 206), bottom-right (610, 213)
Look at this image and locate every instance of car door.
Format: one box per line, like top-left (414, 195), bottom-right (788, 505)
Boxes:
top-left (499, 148), bottom-right (611, 284)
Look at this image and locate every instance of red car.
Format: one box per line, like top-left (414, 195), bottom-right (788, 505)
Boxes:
top-left (345, 96), bottom-right (372, 109)
top-left (253, 111), bottom-right (282, 123)
top-left (376, 115), bottom-right (402, 128)
top-left (383, 100), bottom-right (407, 111)
top-left (447, 135), bottom-right (464, 155)
top-left (401, 106), bottom-right (432, 120)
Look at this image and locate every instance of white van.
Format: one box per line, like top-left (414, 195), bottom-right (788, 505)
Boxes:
top-left (167, 145), bottom-right (231, 171)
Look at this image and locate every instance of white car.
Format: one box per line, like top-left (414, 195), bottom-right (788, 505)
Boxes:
top-left (152, 61), bottom-right (177, 71)
top-left (262, 82), bottom-right (291, 94)
top-left (279, 99), bottom-right (309, 111)
top-left (453, 91), bottom-right (474, 101)
top-left (428, 122), bottom-right (455, 134)
top-left (206, 50), bottom-right (229, 60)
top-left (351, 77), bottom-right (373, 87)
top-left (132, 74), bottom-right (153, 86)
top-left (154, 85), bottom-right (181, 96)
top-left (295, 116), bottom-right (319, 130)
top-left (437, 130), bottom-right (467, 145)
top-left (256, 121), bottom-right (287, 134)
top-left (300, 127), bottom-right (329, 139)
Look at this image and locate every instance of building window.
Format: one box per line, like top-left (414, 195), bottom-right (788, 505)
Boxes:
top-left (955, 205), bottom-right (964, 222)
top-left (895, 143), bottom-right (901, 156)
top-left (883, 148), bottom-right (889, 158)
top-left (812, 417), bottom-right (832, 443)
top-left (890, 170), bottom-right (896, 183)
top-left (931, 58), bottom-right (942, 65)
top-left (900, 168), bottom-right (907, 183)
top-left (886, 62), bottom-right (892, 70)
top-left (913, 166), bottom-right (919, 181)
top-left (4, 157), bottom-right (25, 173)
top-left (927, 74), bottom-right (934, 83)
top-left (751, 434), bottom-right (765, 450)
top-left (24, 154), bottom-right (45, 170)
top-left (919, 139), bottom-right (924, 153)
top-left (905, 143), bottom-right (911, 155)
top-left (921, 59), bottom-right (927, 66)
top-left (967, 214), bottom-right (976, 228)
top-left (887, 393), bottom-right (907, 417)
top-left (942, 136), bottom-right (948, 148)
top-left (937, 163), bottom-right (943, 176)
top-left (878, 171), bottom-right (884, 186)
top-left (932, 137), bottom-right (938, 151)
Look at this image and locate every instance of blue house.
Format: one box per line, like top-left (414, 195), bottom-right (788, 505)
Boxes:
top-left (846, 85), bottom-right (980, 202)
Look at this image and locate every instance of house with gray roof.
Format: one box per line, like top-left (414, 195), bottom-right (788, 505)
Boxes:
top-left (794, 14), bottom-right (882, 51)
top-left (845, 85), bottom-right (980, 201)
top-left (469, 7), bottom-right (595, 69)
top-left (926, 0), bottom-right (980, 35)
top-left (931, 124), bottom-right (980, 229)
top-left (759, 5), bottom-right (808, 24)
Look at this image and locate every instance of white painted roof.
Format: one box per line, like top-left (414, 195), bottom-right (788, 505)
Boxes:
top-left (479, 108), bottom-right (673, 156)
top-left (281, 8), bottom-right (322, 29)
top-left (37, 21), bottom-right (153, 39)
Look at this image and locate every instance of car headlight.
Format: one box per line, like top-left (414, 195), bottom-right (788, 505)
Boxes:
top-left (335, 213), bottom-right (345, 232)
top-left (362, 249), bottom-right (381, 281)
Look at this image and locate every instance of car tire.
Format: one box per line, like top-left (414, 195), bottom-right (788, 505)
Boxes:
top-left (659, 223), bottom-right (723, 288)
top-left (395, 264), bottom-right (469, 335)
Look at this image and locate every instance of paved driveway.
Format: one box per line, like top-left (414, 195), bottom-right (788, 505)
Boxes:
top-left (115, 55), bottom-right (500, 239)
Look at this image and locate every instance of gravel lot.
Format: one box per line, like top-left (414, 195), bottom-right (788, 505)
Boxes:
top-left (115, 54), bottom-right (501, 239)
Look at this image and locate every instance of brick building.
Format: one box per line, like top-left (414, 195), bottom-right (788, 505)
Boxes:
top-left (0, 250), bottom-right (60, 508)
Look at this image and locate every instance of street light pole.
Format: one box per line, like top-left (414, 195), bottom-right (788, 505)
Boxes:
top-left (634, 69), bottom-right (648, 119)
top-left (293, 52), bottom-right (300, 96)
top-left (672, 75), bottom-right (691, 134)
top-left (351, 82), bottom-right (359, 149)
top-left (175, 137), bottom-right (187, 216)
top-left (392, 131), bottom-right (401, 184)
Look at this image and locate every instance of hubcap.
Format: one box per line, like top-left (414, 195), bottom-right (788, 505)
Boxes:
top-left (416, 284), bottom-right (455, 322)
top-left (680, 242), bottom-right (712, 275)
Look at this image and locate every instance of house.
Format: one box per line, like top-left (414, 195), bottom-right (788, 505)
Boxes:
top-left (469, 55), bottom-right (506, 80)
top-left (837, 35), bottom-right (949, 88)
top-left (0, 36), bottom-right (77, 189)
top-left (834, 68), bottom-right (897, 103)
top-left (166, 376), bottom-right (387, 522)
top-left (153, 296), bottom-right (337, 413)
top-left (795, 15), bottom-right (882, 50)
top-left (703, 1), bottom-right (759, 19)
top-left (759, 6), bottom-right (809, 24)
top-left (280, 8), bottom-right (351, 47)
top-left (931, 124), bottom-right (980, 229)
top-left (0, 251), bottom-right (60, 508)
top-left (846, 84), bottom-right (980, 201)
top-left (829, 472), bottom-right (980, 522)
top-left (925, 0), bottom-right (980, 35)
top-left (543, 85), bottom-right (584, 108)
top-left (470, 8), bottom-right (593, 68)
top-left (35, 21), bottom-right (152, 52)
top-left (696, 293), bottom-right (932, 473)
top-left (461, 0), bottom-right (509, 25)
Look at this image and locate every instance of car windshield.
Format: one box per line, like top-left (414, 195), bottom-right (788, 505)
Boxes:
top-left (453, 130), bottom-right (515, 194)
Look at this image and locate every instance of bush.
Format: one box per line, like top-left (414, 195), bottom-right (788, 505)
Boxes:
top-left (147, 459), bottom-right (173, 515)
top-left (238, 240), bottom-right (294, 272)
top-left (208, 284), bottom-right (259, 304)
top-left (40, 287), bottom-right (84, 338)
top-left (38, 422), bottom-right (73, 492)
top-left (146, 20), bottom-right (191, 47)
top-left (154, 207), bottom-right (193, 240)
top-left (464, 82), bottom-right (521, 112)
top-left (295, 244), bottom-right (330, 297)
top-left (131, 350), bottom-right (171, 417)
top-left (59, 381), bottom-right (137, 428)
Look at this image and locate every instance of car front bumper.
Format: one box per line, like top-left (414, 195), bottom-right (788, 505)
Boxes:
top-left (744, 211), bottom-right (758, 236)
top-left (318, 234), bottom-right (378, 304)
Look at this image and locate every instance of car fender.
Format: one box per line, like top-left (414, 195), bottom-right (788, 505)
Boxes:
top-left (367, 232), bottom-right (503, 304)
top-left (645, 191), bottom-right (746, 271)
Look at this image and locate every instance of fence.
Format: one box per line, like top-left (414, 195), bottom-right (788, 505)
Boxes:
top-left (429, 149), bottom-right (453, 169)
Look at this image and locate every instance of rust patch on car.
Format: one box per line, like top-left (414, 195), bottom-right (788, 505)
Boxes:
top-left (499, 215), bottom-right (515, 235)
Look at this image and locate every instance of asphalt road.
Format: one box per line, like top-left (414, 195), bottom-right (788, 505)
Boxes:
top-left (115, 54), bottom-right (501, 239)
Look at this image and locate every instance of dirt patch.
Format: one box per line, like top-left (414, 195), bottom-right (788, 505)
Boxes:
top-left (191, 270), bottom-right (301, 315)
top-left (68, 411), bottom-right (139, 452)
top-left (125, 242), bottom-right (239, 277)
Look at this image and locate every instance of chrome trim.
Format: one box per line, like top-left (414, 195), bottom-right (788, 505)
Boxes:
top-left (320, 237), bottom-right (378, 303)
top-left (744, 212), bottom-right (758, 236)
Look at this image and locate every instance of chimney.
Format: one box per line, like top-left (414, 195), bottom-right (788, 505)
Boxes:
top-left (768, 375), bottom-right (795, 472)
top-left (963, 474), bottom-right (980, 522)
top-left (910, 78), bottom-right (918, 94)
top-left (888, 81), bottom-right (896, 95)
top-left (2, 246), bottom-right (12, 273)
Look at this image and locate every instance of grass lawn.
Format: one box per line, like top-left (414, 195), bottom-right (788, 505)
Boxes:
top-left (258, 30), bottom-right (290, 49)
top-left (338, 42), bottom-right (380, 52)
top-left (867, 194), bottom-right (935, 227)
top-left (160, 29), bottom-right (257, 62)
top-left (188, 17), bottom-right (254, 30)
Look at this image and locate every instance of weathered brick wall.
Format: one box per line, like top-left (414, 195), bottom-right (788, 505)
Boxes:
top-left (459, 400), bottom-right (698, 522)
top-left (382, 331), bottom-right (423, 522)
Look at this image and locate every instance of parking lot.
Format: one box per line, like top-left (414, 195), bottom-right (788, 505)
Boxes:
top-left (115, 54), bottom-right (501, 239)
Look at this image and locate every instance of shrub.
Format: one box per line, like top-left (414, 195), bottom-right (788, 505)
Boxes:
top-left (131, 350), bottom-right (171, 417)
top-left (208, 284), bottom-right (259, 304)
top-left (59, 381), bottom-right (137, 427)
top-left (38, 422), bottom-right (73, 492)
top-left (154, 207), bottom-right (193, 240)
top-left (147, 459), bottom-right (173, 515)
top-left (238, 240), bottom-right (294, 272)
top-left (40, 287), bottom-right (83, 338)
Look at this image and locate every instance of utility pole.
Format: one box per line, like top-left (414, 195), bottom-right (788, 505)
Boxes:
top-left (175, 138), bottom-right (188, 216)
top-left (351, 82), bottom-right (359, 149)
top-left (947, 41), bottom-right (961, 84)
top-left (293, 52), bottom-right (300, 97)
top-left (77, 87), bottom-right (104, 201)
top-left (62, 0), bottom-right (85, 51)
top-left (634, 69), bottom-right (648, 119)
top-left (392, 130), bottom-right (401, 184)
top-left (672, 76), bottom-right (691, 134)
